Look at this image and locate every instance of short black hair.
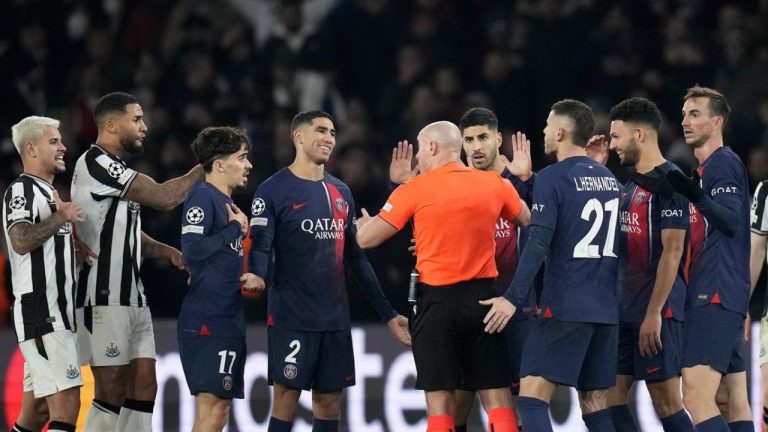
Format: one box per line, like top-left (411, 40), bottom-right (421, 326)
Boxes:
top-left (458, 107), bottom-right (498, 133)
top-left (191, 126), bottom-right (251, 172)
top-left (290, 110), bottom-right (334, 134)
top-left (93, 92), bottom-right (139, 126)
top-left (609, 97), bottom-right (662, 132)
top-left (684, 85), bottom-right (731, 125)
top-left (551, 99), bottom-right (595, 147)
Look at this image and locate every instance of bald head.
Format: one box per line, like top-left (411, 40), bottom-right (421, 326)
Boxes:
top-left (415, 121), bottom-right (463, 172)
top-left (419, 121), bottom-right (462, 153)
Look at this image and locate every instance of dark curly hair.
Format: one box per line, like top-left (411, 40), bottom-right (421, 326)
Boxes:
top-left (191, 126), bottom-right (251, 172)
top-left (609, 97), bottom-right (662, 132)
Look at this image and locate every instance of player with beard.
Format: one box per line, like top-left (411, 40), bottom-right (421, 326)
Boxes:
top-left (71, 92), bottom-right (204, 431)
top-left (592, 97), bottom-right (693, 431)
top-left (389, 107), bottom-right (535, 432)
top-left (664, 87), bottom-right (752, 432)
top-left (178, 127), bottom-right (256, 431)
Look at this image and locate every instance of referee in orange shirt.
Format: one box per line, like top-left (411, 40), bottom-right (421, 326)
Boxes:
top-left (357, 121), bottom-right (531, 432)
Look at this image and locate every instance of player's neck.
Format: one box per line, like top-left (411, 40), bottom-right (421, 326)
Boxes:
top-left (288, 161), bottom-right (325, 181)
top-left (95, 136), bottom-right (123, 158)
top-left (490, 157), bottom-right (505, 174)
top-left (556, 142), bottom-right (586, 161)
top-left (693, 135), bottom-right (724, 165)
top-left (635, 145), bottom-right (665, 174)
top-left (205, 176), bottom-right (233, 197)
top-left (23, 166), bottom-right (54, 184)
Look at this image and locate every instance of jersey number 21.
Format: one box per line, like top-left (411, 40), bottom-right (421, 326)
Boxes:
top-left (573, 198), bottom-right (618, 258)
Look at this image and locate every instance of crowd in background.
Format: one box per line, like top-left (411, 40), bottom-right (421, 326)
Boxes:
top-left (2, 0), bottom-right (768, 322)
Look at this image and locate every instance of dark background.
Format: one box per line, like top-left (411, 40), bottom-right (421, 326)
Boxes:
top-left (1, 0), bottom-right (767, 325)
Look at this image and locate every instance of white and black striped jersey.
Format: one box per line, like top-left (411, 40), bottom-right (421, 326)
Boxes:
top-left (71, 144), bottom-right (145, 308)
top-left (2, 174), bottom-right (77, 342)
top-left (752, 180), bottom-right (768, 237)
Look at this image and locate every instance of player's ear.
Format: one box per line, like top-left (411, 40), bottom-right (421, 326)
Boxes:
top-left (556, 127), bottom-right (565, 142)
top-left (106, 116), bottom-right (121, 135)
top-left (712, 115), bottom-right (724, 130)
top-left (22, 140), bottom-right (36, 159)
top-left (292, 128), bottom-right (303, 146)
top-left (635, 127), bottom-right (644, 143)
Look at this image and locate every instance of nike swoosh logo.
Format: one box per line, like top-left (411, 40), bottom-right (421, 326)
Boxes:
top-left (646, 366), bottom-right (662, 374)
top-left (344, 375), bottom-right (354, 381)
top-left (292, 202), bottom-right (308, 210)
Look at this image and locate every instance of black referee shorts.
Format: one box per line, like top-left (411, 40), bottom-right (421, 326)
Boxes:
top-left (410, 278), bottom-right (511, 391)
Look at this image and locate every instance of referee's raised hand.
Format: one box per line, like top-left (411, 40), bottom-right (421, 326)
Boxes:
top-left (52, 190), bottom-right (82, 222)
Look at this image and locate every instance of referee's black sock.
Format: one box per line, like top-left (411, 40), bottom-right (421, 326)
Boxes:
top-left (455, 425), bottom-right (467, 432)
top-left (47, 421), bottom-right (76, 432)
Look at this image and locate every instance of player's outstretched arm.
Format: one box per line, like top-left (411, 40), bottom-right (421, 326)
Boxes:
top-left (666, 170), bottom-right (739, 236)
top-left (141, 231), bottom-right (187, 271)
top-left (8, 191), bottom-right (82, 255)
top-left (481, 225), bottom-right (554, 333)
top-left (125, 164), bottom-right (204, 211)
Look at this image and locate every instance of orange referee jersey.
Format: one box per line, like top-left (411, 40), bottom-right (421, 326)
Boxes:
top-left (379, 161), bottom-right (523, 286)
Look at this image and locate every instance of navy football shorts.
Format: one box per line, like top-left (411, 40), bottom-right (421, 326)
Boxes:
top-left (520, 318), bottom-right (617, 391)
top-left (179, 335), bottom-right (246, 399)
top-left (616, 319), bottom-right (683, 381)
top-left (683, 304), bottom-right (745, 373)
top-left (267, 328), bottom-right (355, 391)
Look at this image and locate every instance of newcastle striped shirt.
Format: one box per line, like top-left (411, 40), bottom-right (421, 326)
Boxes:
top-left (2, 174), bottom-right (76, 342)
top-left (71, 144), bottom-right (145, 307)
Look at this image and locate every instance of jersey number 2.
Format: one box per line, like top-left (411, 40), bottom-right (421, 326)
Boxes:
top-left (573, 198), bottom-right (618, 258)
top-left (285, 340), bottom-right (301, 364)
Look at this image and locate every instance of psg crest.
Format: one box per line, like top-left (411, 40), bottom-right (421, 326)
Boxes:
top-left (283, 364), bottom-right (297, 380)
top-left (335, 197), bottom-right (345, 212)
top-left (634, 191), bottom-right (647, 205)
top-left (222, 375), bottom-right (233, 391)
